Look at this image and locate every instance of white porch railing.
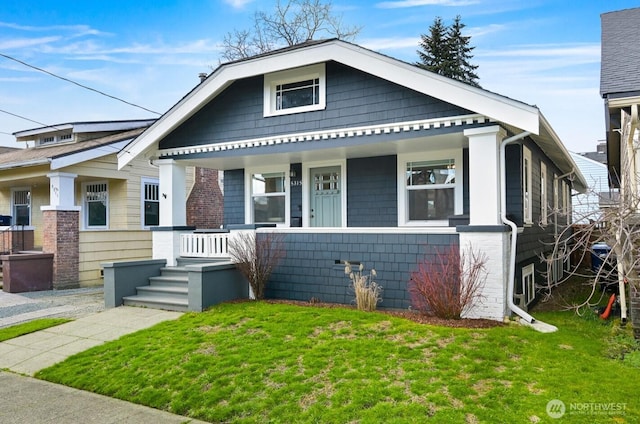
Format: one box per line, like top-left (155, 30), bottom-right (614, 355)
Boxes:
top-left (180, 233), bottom-right (230, 258)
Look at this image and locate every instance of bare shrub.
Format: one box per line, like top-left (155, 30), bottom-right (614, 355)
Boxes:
top-left (408, 245), bottom-right (487, 319)
top-left (344, 262), bottom-right (382, 312)
top-left (229, 231), bottom-right (285, 300)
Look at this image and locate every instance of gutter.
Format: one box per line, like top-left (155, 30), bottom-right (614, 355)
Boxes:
top-left (500, 132), bottom-right (557, 332)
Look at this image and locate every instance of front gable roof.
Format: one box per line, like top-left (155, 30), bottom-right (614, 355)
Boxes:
top-left (119, 39), bottom-right (541, 169)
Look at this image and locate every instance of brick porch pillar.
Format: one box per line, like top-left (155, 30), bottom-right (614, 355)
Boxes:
top-left (41, 172), bottom-right (81, 289)
top-left (43, 210), bottom-right (79, 289)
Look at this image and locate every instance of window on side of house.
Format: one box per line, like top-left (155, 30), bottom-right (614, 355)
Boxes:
top-left (540, 162), bottom-right (547, 225)
top-left (398, 151), bottom-right (462, 226)
top-left (11, 188), bottom-right (30, 226)
top-left (553, 175), bottom-right (559, 213)
top-left (522, 263), bottom-right (535, 305)
top-left (523, 147), bottom-right (533, 225)
top-left (142, 178), bottom-right (159, 228)
top-left (264, 64), bottom-right (326, 117)
top-left (248, 170), bottom-right (288, 225)
top-left (83, 182), bottom-right (108, 228)
top-left (563, 181), bottom-right (571, 221)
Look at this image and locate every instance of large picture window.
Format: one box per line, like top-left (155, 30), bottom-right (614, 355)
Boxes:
top-left (264, 64), bottom-right (326, 117)
top-left (251, 172), bottom-right (286, 224)
top-left (398, 151), bottom-right (462, 226)
top-left (84, 182), bottom-right (108, 228)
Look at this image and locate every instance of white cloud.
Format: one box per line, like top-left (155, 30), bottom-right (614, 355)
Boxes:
top-left (0, 36), bottom-right (61, 50)
top-left (223, 0), bottom-right (255, 9)
top-left (376, 0), bottom-right (479, 9)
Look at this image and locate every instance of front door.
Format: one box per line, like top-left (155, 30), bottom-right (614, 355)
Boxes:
top-left (310, 166), bottom-right (341, 227)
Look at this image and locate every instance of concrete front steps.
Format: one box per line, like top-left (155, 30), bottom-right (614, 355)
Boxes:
top-left (122, 258), bottom-right (231, 312)
top-left (123, 266), bottom-right (189, 312)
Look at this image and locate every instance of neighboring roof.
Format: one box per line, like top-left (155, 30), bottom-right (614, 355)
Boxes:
top-left (0, 146), bottom-right (21, 155)
top-left (600, 7), bottom-right (640, 97)
top-left (13, 119), bottom-right (157, 140)
top-left (0, 127), bottom-right (147, 171)
top-left (576, 150), bottom-right (607, 165)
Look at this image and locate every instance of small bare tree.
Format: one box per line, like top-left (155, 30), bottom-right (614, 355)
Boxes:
top-left (408, 244), bottom-right (487, 320)
top-left (543, 109), bottom-right (640, 339)
top-left (221, 0), bottom-right (362, 62)
top-left (228, 231), bottom-right (285, 300)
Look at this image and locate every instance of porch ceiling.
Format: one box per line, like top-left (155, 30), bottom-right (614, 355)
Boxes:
top-left (164, 132), bottom-right (467, 170)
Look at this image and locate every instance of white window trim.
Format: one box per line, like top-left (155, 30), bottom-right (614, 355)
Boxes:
top-left (522, 263), bottom-right (535, 305)
top-left (553, 174), bottom-right (559, 212)
top-left (540, 162), bottom-right (547, 226)
top-left (397, 149), bottom-right (463, 227)
top-left (263, 63), bottom-right (326, 117)
top-left (302, 159), bottom-right (347, 228)
top-left (523, 146), bottom-right (533, 225)
top-left (245, 166), bottom-right (290, 227)
top-left (82, 181), bottom-right (109, 230)
top-left (10, 187), bottom-right (31, 226)
top-left (141, 177), bottom-right (159, 229)
top-left (563, 181), bottom-right (571, 220)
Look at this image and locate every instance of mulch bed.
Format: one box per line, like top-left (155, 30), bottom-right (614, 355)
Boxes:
top-left (264, 299), bottom-right (503, 329)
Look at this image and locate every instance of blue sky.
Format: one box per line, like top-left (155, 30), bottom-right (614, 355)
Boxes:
top-left (0, 0), bottom-right (637, 151)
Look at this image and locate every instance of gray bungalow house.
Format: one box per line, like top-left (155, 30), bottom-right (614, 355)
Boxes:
top-left (114, 39), bottom-right (585, 321)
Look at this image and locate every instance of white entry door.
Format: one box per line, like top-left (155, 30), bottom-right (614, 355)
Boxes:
top-left (310, 166), bottom-right (342, 227)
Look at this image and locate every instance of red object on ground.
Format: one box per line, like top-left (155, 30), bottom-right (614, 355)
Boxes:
top-left (600, 293), bottom-right (617, 320)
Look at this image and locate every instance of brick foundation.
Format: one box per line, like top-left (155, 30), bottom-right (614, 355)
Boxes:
top-left (187, 167), bottom-right (223, 229)
top-left (43, 210), bottom-right (79, 289)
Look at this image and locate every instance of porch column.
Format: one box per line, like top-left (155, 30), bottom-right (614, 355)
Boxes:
top-left (41, 172), bottom-right (81, 289)
top-left (153, 159), bottom-right (192, 266)
top-left (464, 125), bottom-right (507, 226)
top-left (460, 126), bottom-right (510, 321)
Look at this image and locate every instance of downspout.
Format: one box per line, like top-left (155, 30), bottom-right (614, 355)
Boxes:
top-left (500, 131), bottom-right (535, 323)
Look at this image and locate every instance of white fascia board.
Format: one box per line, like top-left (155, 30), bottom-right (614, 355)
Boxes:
top-left (14, 124), bottom-right (74, 138)
top-left (118, 40), bottom-right (540, 169)
top-left (538, 113), bottom-right (587, 192)
top-left (51, 139), bottom-right (132, 170)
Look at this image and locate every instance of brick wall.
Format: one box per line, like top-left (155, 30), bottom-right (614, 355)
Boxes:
top-left (187, 167), bottom-right (223, 229)
top-left (42, 210), bottom-right (79, 289)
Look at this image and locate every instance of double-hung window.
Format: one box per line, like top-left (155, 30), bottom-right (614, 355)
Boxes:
top-left (523, 147), bottom-right (532, 225)
top-left (264, 64), bottom-right (326, 116)
top-left (399, 151), bottom-right (461, 225)
top-left (84, 182), bottom-right (108, 228)
top-left (540, 162), bottom-right (547, 225)
top-left (12, 188), bottom-right (30, 226)
top-left (142, 178), bottom-right (159, 228)
top-left (247, 170), bottom-right (288, 225)
top-left (522, 264), bottom-right (535, 305)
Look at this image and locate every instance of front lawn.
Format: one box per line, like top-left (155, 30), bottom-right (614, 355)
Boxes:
top-left (0, 318), bottom-right (70, 342)
top-left (37, 302), bottom-right (638, 423)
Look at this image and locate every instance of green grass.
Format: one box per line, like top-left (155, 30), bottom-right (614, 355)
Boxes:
top-left (36, 302), bottom-right (639, 423)
top-left (0, 318), bottom-right (70, 342)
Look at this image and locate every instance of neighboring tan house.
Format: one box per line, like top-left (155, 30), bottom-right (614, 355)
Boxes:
top-left (0, 120), bottom-right (223, 289)
top-left (113, 39), bottom-right (586, 321)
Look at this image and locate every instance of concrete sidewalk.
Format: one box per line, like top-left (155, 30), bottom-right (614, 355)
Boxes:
top-left (0, 306), bottom-right (181, 375)
top-left (0, 372), bottom-right (209, 423)
top-left (0, 306), bottom-right (209, 423)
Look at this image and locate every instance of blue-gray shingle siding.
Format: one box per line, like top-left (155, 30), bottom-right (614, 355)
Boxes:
top-left (264, 231), bottom-right (459, 309)
top-left (223, 169), bottom-right (245, 226)
top-left (159, 61), bottom-right (473, 150)
top-left (347, 156), bottom-right (397, 227)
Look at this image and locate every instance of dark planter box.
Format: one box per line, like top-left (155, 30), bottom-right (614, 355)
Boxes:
top-left (1, 253), bottom-right (54, 293)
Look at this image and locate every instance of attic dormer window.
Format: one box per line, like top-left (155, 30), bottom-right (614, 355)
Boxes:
top-left (264, 64), bottom-right (325, 117)
top-left (38, 132), bottom-right (73, 146)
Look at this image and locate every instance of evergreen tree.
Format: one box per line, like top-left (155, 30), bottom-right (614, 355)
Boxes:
top-left (447, 15), bottom-right (480, 87)
top-left (416, 17), bottom-right (450, 76)
top-left (416, 15), bottom-right (480, 88)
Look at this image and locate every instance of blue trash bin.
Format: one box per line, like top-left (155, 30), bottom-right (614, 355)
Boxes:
top-left (591, 243), bottom-right (611, 273)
